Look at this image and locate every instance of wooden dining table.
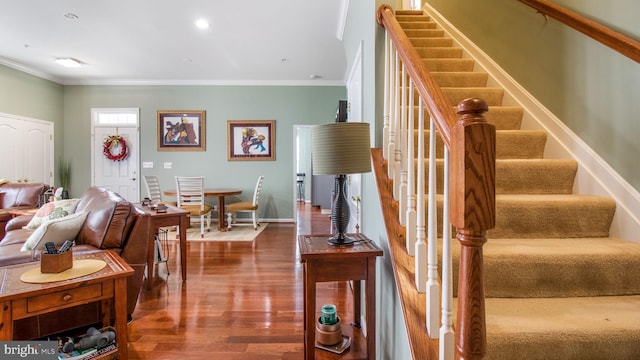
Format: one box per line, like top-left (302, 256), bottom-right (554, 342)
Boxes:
top-left (163, 188), bottom-right (242, 231)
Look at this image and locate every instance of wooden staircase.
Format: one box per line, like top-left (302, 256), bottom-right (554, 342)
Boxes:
top-left (385, 9), bottom-right (640, 359)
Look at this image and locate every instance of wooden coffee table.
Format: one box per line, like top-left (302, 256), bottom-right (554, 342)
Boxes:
top-left (0, 250), bottom-right (134, 360)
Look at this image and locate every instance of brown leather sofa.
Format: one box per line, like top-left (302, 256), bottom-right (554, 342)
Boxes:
top-left (0, 182), bottom-right (50, 240)
top-left (0, 186), bottom-right (150, 339)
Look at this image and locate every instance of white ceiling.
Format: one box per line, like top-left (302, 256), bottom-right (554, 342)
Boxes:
top-left (0, 0), bottom-right (348, 86)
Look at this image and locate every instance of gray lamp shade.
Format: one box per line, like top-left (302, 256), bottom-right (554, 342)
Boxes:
top-left (312, 122), bottom-right (372, 175)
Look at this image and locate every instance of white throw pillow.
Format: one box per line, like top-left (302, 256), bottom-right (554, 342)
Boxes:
top-left (21, 210), bottom-right (88, 252)
top-left (25, 198), bottom-right (79, 230)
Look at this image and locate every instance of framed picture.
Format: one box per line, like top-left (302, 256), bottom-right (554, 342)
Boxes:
top-left (227, 120), bottom-right (276, 161)
top-left (157, 110), bottom-right (206, 151)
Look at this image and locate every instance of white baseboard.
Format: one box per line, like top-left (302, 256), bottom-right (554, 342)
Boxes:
top-left (422, 3), bottom-right (640, 241)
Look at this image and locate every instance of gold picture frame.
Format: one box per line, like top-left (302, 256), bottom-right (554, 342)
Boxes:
top-left (157, 110), bottom-right (206, 151)
top-left (227, 120), bottom-right (275, 161)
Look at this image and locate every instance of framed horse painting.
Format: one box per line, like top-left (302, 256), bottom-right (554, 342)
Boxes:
top-left (227, 120), bottom-right (275, 161)
top-left (157, 110), bottom-right (206, 151)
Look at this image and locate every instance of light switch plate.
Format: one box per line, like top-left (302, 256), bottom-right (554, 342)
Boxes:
top-left (164, 162), bottom-right (172, 169)
top-left (143, 161), bottom-right (154, 169)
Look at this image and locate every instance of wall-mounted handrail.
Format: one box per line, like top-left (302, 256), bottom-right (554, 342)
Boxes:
top-left (519, 0), bottom-right (640, 63)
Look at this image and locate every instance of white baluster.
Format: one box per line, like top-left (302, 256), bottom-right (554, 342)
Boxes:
top-left (383, 33), bottom-right (390, 159)
top-left (439, 148), bottom-right (454, 359)
top-left (393, 53), bottom-right (402, 200)
top-left (415, 100), bottom-right (426, 293)
top-left (387, 46), bottom-right (396, 180)
top-left (398, 64), bottom-right (408, 224)
top-left (426, 115), bottom-right (440, 338)
top-left (406, 78), bottom-right (416, 256)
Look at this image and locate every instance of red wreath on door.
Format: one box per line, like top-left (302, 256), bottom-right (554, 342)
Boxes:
top-left (103, 135), bottom-right (128, 161)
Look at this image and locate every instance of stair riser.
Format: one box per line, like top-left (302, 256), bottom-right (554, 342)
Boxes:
top-left (446, 247), bottom-right (640, 298)
top-left (413, 130), bottom-right (547, 159)
top-left (423, 58), bottom-right (475, 71)
top-left (406, 106), bottom-right (523, 130)
top-left (414, 47), bottom-right (463, 58)
top-left (410, 38), bottom-right (453, 47)
top-left (399, 21), bottom-right (437, 30)
top-left (415, 159), bottom-right (577, 194)
top-left (423, 196), bottom-right (615, 238)
top-left (404, 29), bottom-right (445, 38)
top-left (396, 72), bottom-right (487, 87)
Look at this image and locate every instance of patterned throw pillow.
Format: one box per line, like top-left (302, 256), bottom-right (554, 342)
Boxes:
top-left (24, 198), bottom-right (79, 230)
top-left (21, 210), bottom-right (88, 252)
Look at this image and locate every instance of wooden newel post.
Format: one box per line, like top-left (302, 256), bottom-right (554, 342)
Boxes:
top-left (449, 98), bottom-right (495, 360)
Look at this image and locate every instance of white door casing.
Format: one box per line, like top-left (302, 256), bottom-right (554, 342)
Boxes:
top-left (346, 41), bottom-right (363, 234)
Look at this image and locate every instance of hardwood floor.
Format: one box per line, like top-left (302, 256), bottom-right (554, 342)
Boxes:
top-left (128, 203), bottom-right (368, 359)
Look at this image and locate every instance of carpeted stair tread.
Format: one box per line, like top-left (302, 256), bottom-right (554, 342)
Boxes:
top-left (418, 159), bottom-right (577, 194)
top-left (410, 106), bottom-right (523, 130)
top-left (399, 21), bottom-right (437, 29)
top-left (484, 106), bottom-right (523, 130)
top-left (448, 237), bottom-right (640, 297)
top-left (490, 194), bottom-right (616, 238)
top-left (494, 159), bottom-right (577, 194)
top-left (441, 87), bottom-right (504, 106)
top-left (395, 10), bottom-right (427, 16)
top-left (404, 29), bottom-right (445, 38)
top-left (414, 47), bottom-right (463, 58)
top-left (396, 14), bottom-right (430, 22)
top-left (480, 296), bottom-right (640, 360)
top-left (430, 72), bottom-right (488, 87)
top-left (423, 58), bottom-right (475, 71)
top-left (410, 37), bottom-right (453, 47)
top-left (416, 130), bottom-right (547, 159)
top-left (425, 194), bottom-right (615, 238)
top-left (410, 86), bottom-right (505, 106)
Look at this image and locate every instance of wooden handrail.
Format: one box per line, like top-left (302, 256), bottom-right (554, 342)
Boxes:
top-left (519, 0), bottom-right (640, 63)
top-left (377, 5), bottom-right (496, 360)
top-left (377, 4), bottom-right (456, 146)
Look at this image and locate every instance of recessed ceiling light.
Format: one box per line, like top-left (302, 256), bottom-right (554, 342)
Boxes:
top-left (309, 74), bottom-right (322, 79)
top-left (54, 58), bottom-right (83, 67)
top-left (195, 19), bottom-right (210, 29)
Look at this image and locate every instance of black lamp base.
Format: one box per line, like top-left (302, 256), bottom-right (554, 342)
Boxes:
top-left (327, 233), bottom-right (356, 246)
top-left (328, 175), bottom-right (355, 247)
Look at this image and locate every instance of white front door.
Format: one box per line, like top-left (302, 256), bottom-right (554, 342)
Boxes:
top-left (92, 126), bottom-right (139, 202)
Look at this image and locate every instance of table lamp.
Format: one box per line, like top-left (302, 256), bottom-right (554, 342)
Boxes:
top-left (312, 122), bottom-right (371, 246)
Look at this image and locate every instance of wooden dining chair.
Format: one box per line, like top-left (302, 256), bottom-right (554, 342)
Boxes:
top-left (143, 175), bottom-right (176, 206)
top-left (226, 175), bottom-right (264, 230)
top-left (175, 176), bottom-right (212, 237)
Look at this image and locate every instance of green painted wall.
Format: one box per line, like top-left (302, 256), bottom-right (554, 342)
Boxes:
top-left (427, 0), bottom-right (640, 192)
top-left (0, 65), bottom-right (64, 169)
top-left (62, 85), bottom-right (345, 220)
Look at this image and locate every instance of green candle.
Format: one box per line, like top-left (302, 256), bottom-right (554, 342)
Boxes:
top-left (321, 304), bottom-right (337, 325)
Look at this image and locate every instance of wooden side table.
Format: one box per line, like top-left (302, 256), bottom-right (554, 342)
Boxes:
top-left (135, 204), bottom-right (189, 289)
top-left (0, 250), bottom-right (133, 360)
top-left (298, 233), bottom-right (383, 360)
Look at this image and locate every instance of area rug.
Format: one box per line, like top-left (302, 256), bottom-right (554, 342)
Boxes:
top-left (164, 223), bottom-right (268, 242)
